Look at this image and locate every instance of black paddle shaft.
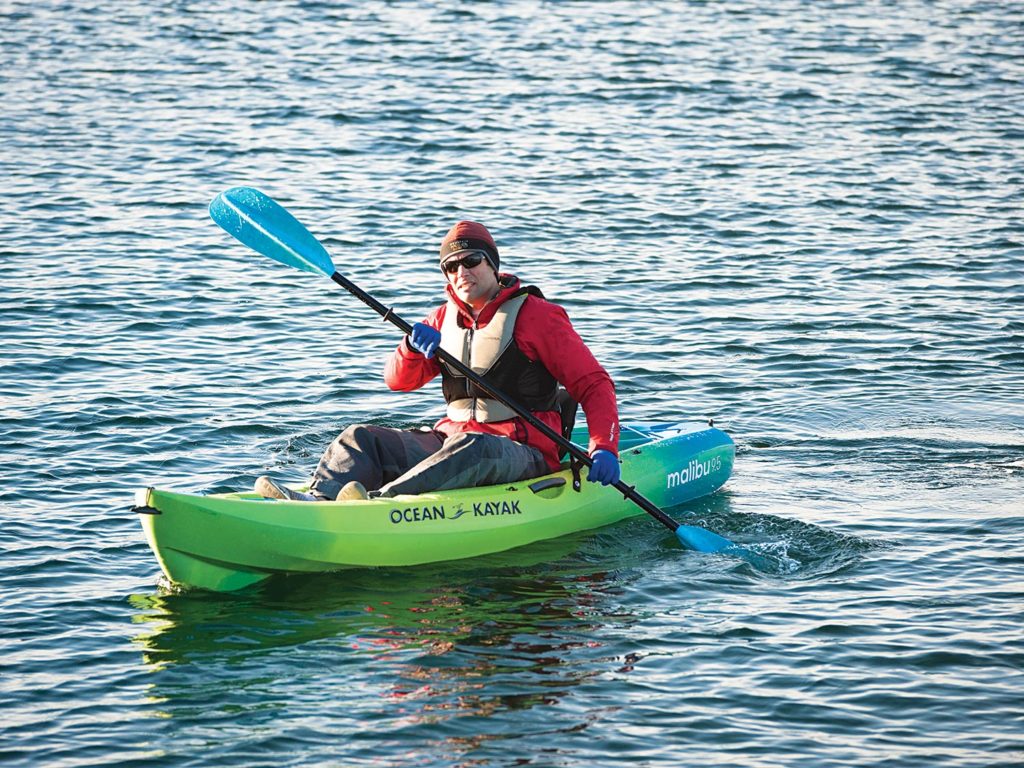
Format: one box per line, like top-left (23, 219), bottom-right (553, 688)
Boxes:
top-left (330, 271), bottom-right (683, 533)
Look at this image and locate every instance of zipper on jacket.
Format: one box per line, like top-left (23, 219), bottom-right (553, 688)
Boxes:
top-left (468, 323), bottom-right (477, 422)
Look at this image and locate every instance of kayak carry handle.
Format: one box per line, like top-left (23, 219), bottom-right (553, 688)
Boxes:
top-left (529, 477), bottom-right (566, 494)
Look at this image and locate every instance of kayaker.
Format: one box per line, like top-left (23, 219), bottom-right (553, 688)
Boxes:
top-left (255, 220), bottom-right (621, 501)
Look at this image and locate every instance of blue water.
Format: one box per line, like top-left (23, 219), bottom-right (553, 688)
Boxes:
top-left (2, 1), bottom-right (1022, 765)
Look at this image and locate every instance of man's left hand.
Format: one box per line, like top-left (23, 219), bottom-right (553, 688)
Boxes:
top-left (587, 449), bottom-right (620, 486)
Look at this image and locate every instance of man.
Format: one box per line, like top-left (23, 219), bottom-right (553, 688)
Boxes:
top-left (255, 220), bottom-right (621, 501)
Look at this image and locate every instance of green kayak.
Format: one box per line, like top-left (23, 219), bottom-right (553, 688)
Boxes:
top-left (135, 422), bottom-right (735, 592)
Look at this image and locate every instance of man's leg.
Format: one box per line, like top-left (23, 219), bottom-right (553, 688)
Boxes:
top-left (376, 432), bottom-right (549, 497)
top-left (310, 425), bottom-right (445, 500)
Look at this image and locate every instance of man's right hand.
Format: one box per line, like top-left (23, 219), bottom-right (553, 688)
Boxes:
top-left (409, 323), bottom-right (441, 359)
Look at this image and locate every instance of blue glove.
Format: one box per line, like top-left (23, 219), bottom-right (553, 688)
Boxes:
top-left (587, 449), bottom-right (620, 486)
top-left (409, 322), bottom-right (441, 358)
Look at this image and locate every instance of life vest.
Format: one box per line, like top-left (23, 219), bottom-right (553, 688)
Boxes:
top-left (439, 288), bottom-right (559, 422)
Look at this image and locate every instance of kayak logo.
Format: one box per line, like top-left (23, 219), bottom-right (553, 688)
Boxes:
top-left (389, 505), bottom-right (446, 524)
top-left (473, 499), bottom-right (521, 516)
top-left (666, 456), bottom-right (722, 489)
top-left (388, 499), bottom-right (524, 524)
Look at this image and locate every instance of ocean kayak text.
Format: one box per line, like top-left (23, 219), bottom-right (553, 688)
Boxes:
top-left (666, 455), bottom-right (723, 489)
top-left (389, 500), bottom-right (523, 524)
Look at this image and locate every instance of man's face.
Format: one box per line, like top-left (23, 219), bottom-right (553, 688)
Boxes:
top-left (442, 250), bottom-right (499, 308)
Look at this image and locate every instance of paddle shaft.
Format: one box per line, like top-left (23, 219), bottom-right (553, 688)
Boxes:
top-left (329, 271), bottom-right (684, 533)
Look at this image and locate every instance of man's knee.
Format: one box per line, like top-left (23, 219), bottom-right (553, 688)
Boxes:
top-left (338, 424), bottom-right (383, 447)
top-left (340, 424), bottom-right (364, 440)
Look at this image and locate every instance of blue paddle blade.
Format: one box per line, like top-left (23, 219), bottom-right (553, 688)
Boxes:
top-left (209, 187), bottom-right (335, 277)
top-left (676, 525), bottom-right (773, 570)
top-left (676, 524), bottom-right (736, 553)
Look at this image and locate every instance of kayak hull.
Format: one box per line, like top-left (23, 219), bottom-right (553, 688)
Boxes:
top-left (136, 423), bottom-right (734, 592)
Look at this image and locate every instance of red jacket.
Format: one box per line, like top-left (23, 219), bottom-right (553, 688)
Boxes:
top-left (384, 275), bottom-right (620, 472)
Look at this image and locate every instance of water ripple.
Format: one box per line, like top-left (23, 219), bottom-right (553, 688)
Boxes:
top-left (2, 0), bottom-right (1023, 765)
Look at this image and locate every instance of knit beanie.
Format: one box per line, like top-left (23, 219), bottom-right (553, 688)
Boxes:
top-left (439, 221), bottom-right (500, 271)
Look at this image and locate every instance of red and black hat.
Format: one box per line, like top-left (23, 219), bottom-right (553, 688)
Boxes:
top-left (440, 221), bottom-right (499, 270)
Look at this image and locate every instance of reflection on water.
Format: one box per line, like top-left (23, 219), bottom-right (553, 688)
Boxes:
top-left (129, 540), bottom-right (645, 763)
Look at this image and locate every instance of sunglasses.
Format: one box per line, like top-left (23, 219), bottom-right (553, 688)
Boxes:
top-left (441, 251), bottom-right (488, 274)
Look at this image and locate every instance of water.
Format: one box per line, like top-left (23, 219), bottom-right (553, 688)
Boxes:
top-left (2, 0), bottom-right (1022, 765)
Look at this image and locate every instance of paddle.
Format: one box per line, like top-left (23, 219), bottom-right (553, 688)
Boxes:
top-left (209, 186), bottom-right (756, 559)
